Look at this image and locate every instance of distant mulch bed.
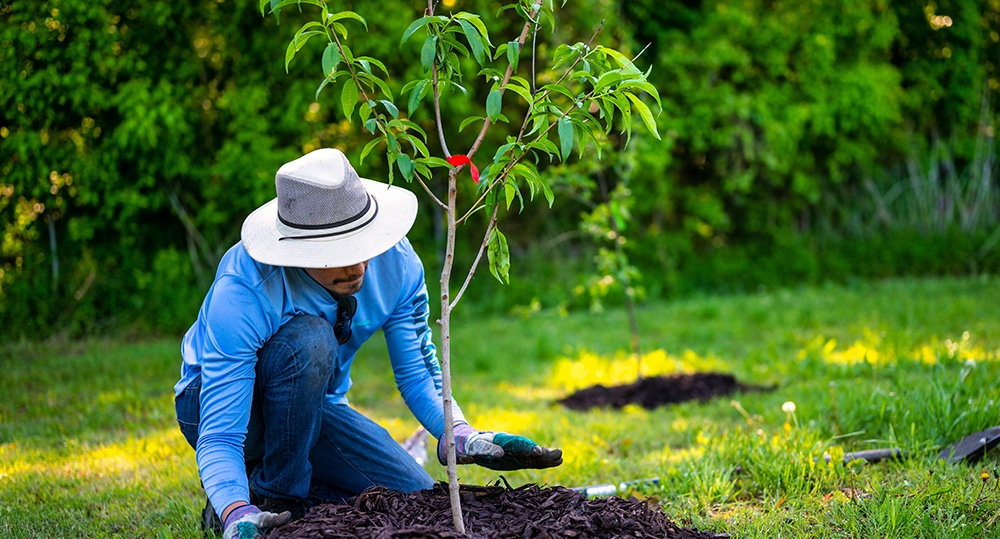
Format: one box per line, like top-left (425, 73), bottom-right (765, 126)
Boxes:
top-left (558, 372), bottom-right (772, 411)
top-left (267, 482), bottom-right (726, 539)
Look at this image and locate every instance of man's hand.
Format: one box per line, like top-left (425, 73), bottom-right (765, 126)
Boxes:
top-left (223, 505), bottom-right (291, 539)
top-left (438, 422), bottom-right (563, 471)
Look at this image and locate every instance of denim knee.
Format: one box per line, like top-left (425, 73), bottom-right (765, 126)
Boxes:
top-left (255, 315), bottom-right (336, 390)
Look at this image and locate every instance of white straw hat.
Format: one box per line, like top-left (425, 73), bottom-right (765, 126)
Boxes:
top-left (241, 148), bottom-right (417, 268)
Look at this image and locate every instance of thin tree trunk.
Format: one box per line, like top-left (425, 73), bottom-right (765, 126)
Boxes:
top-left (439, 171), bottom-right (465, 534)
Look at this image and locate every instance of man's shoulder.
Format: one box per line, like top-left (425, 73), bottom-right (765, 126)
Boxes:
top-left (374, 237), bottom-right (421, 267)
top-left (215, 242), bottom-right (283, 288)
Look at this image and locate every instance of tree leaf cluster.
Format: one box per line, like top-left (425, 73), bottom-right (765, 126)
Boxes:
top-left (1, 0), bottom-right (998, 339)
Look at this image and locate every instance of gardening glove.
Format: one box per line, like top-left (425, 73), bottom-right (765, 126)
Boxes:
top-left (438, 421), bottom-right (563, 471)
top-left (223, 504), bottom-right (291, 539)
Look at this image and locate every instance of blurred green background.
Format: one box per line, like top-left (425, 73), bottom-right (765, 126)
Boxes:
top-left (2, 0), bottom-right (998, 339)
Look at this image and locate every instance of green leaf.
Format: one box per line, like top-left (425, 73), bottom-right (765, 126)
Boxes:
top-left (361, 73), bottom-right (393, 100)
top-left (493, 142), bottom-right (516, 161)
top-left (386, 149), bottom-right (395, 184)
top-left (594, 71), bottom-right (624, 93)
top-left (420, 35), bottom-right (438, 71)
top-left (401, 16), bottom-right (438, 45)
top-left (503, 182), bottom-right (519, 210)
top-left (322, 43), bottom-right (340, 76)
top-left (540, 83), bottom-right (576, 100)
top-left (504, 78), bottom-right (532, 105)
top-left (506, 40), bottom-right (520, 71)
top-left (380, 99), bottom-right (399, 119)
top-left (552, 43), bottom-right (585, 70)
top-left (487, 229), bottom-right (511, 284)
top-left (400, 120), bottom-right (428, 140)
top-left (270, 0), bottom-right (325, 12)
top-left (607, 93), bottom-right (631, 126)
top-left (415, 156), bottom-right (453, 169)
top-left (357, 59), bottom-right (373, 75)
top-left (358, 56), bottom-right (389, 76)
top-left (315, 77), bottom-right (331, 101)
top-left (625, 93), bottom-right (660, 139)
top-left (572, 116), bottom-right (604, 154)
top-left (459, 115), bottom-right (484, 132)
top-left (456, 19), bottom-right (486, 66)
top-left (454, 12), bottom-right (492, 47)
top-left (440, 33), bottom-right (470, 58)
top-left (293, 21), bottom-right (325, 39)
top-left (396, 152), bottom-right (414, 181)
top-left (330, 22), bottom-right (349, 41)
top-left (477, 165), bottom-right (492, 190)
top-left (340, 43), bottom-right (355, 63)
top-left (540, 180), bottom-right (555, 207)
top-left (526, 114), bottom-right (549, 137)
top-left (527, 138), bottom-right (560, 159)
top-left (478, 67), bottom-right (504, 81)
top-left (400, 132), bottom-right (429, 157)
top-left (569, 69), bottom-right (597, 85)
top-left (268, 0), bottom-right (324, 17)
top-left (602, 47), bottom-right (642, 74)
top-left (442, 79), bottom-right (469, 97)
top-left (284, 29), bottom-right (324, 73)
top-left (485, 185), bottom-right (497, 207)
top-left (405, 79), bottom-right (430, 117)
top-left (512, 163), bottom-right (538, 200)
top-left (327, 10), bottom-right (367, 30)
top-left (619, 80), bottom-right (661, 106)
top-left (486, 88), bottom-right (502, 122)
top-left (557, 116), bottom-right (574, 160)
top-left (359, 137), bottom-right (383, 163)
top-left (340, 82), bottom-right (358, 120)
top-left (283, 40), bottom-right (297, 73)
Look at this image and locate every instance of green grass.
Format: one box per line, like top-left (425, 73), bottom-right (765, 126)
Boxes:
top-left (2, 275), bottom-right (1000, 537)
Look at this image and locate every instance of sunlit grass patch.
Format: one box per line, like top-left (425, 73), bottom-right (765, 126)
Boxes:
top-left (549, 348), bottom-right (730, 392)
top-left (0, 426), bottom-right (201, 537)
top-left (1, 427), bottom-right (194, 489)
top-left (799, 328), bottom-right (1000, 368)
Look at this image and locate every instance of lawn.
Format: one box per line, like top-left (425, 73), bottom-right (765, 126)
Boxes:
top-left (2, 275), bottom-right (998, 538)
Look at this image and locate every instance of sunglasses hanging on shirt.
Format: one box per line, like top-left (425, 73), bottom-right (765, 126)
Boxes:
top-left (334, 296), bottom-right (356, 345)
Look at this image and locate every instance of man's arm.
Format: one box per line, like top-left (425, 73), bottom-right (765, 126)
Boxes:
top-left (379, 242), bottom-right (562, 471)
top-left (196, 275), bottom-right (277, 519)
top-left (381, 244), bottom-right (463, 439)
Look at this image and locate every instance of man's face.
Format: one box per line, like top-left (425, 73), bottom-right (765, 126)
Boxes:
top-left (303, 261), bottom-right (369, 298)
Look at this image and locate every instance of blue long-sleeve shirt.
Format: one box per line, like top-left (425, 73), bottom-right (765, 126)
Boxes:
top-left (175, 238), bottom-right (463, 513)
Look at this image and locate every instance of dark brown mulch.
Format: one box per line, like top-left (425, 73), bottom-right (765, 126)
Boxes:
top-left (268, 482), bottom-right (725, 539)
top-left (558, 372), bottom-right (771, 411)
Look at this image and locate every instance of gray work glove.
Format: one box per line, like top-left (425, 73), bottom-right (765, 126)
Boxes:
top-left (223, 505), bottom-right (291, 539)
top-left (438, 421), bottom-right (563, 471)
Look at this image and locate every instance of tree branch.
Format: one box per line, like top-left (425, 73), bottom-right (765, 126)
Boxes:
top-left (450, 204), bottom-right (500, 309)
top-left (465, 0), bottom-right (544, 160)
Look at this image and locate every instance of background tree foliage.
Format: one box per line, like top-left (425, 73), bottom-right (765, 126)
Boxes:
top-left (2, 0), bottom-right (998, 339)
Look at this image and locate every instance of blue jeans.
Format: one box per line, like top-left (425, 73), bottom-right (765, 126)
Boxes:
top-left (175, 315), bottom-right (434, 504)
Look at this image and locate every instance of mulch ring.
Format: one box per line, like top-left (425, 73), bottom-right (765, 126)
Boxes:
top-left (267, 482), bottom-right (726, 539)
top-left (557, 372), bottom-right (772, 411)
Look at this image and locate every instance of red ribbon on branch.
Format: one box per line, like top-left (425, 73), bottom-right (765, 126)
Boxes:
top-left (446, 154), bottom-right (480, 184)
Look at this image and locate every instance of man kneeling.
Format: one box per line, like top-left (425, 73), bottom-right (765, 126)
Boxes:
top-left (173, 148), bottom-right (562, 539)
